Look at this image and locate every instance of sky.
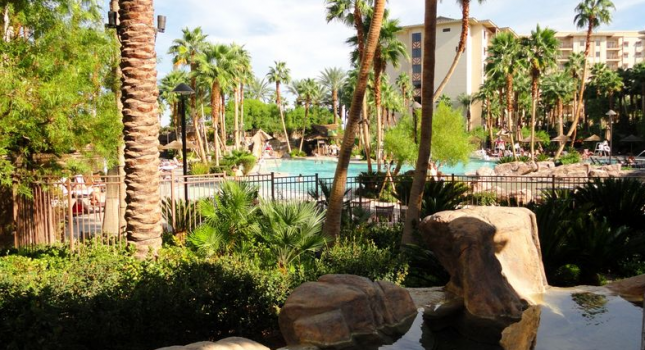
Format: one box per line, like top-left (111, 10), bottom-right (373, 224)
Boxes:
top-left (110, 0), bottom-right (645, 124)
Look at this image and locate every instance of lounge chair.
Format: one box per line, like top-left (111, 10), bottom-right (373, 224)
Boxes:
top-left (374, 205), bottom-right (395, 223)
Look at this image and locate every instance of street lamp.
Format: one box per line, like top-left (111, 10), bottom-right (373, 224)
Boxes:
top-left (172, 83), bottom-right (195, 202)
top-left (606, 109), bottom-right (617, 165)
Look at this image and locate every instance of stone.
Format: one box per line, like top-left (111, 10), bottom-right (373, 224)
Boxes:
top-left (550, 163), bottom-right (590, 178)
top-left (419, 206), bottom-right (547, 320)
top-left (605, 274), bottom-right (645, 303)
top-left (155, 338), bottom-right (269, 350)
top-left (537, 161), bottom-right (556, 170)
top-left (589, 169), bottom-right (610, 178)
top-left (476, 166), bottom-right (496, 177)
top-left (279, 274), bottom-right (417, 349)
top-left (500, 306), bottom-right (542, 350)
top-left (501, 189), bottom-right (533, 205)
top-left (494, 162), bottom-right (533, 176)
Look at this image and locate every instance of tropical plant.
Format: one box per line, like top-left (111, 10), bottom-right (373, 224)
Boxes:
top-left (573, 178), bottom-right (645, 231)
top-left (222, 150), bottom-right (257, 175)
top-left (160, 198), bottom-right (200, 235)
top-left (325, 0), bottom-right (387, 239)
top-left (187, 181), bottom-right (259, 257)
top-left (457, 93), bottom-right (473, 132)
top-left (522, 25), bottom-right (558, 158)
top-left (402, 0), bottom-right (440, 244)
top-left (267, 61), bottom-right (293, 153)
top-left (255, 201), bottom-right (328, 269)
top-left (319, 67), bottom-right (347, 124)
top-left (246, 76), bottom-right (273, 103)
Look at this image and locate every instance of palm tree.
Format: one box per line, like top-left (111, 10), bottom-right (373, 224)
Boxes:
top-left (373, 16), bottom-right (409, 171)
top-left (556, 0), bottom-right (615, 158)
top-left (633, 62), bottom-right (645, 119)
top-left (564, 52), bottom-right (586, 127)
top-left (290, 78), bottom-right (324, 153)
top-left (324, 0), bottom-right (386, 239)
top-left (485, 31), bottom-right (526, 158)
top-left (457, 93), bottom-right (473, 132)
top-left (396, 72), bottom-right (413, 109)
top-left (542, 72), bottom-right (575, 136)
top-left (319, 67), bottom-right (347, 124)
top-left (159, 70), bottom-right (190, 140)
top-left (168, 27), bottom-right (209, 162)
top-left (227, 43), bottom-right (252, 151)
top-left (597, 69), bottom-right (624, 110)
top-left (402, 0), bottom-right (438, 244)
top-left (325, 0), bottom-right (370, 61)
top-left (119, 0), bottom-right (162, 258)
top-left (433, 0), bottom-right (487, 102)
top-left (246, 75), bottom-right (273, 102)
top-left (522, 25), bottom-right (558, 158)
top-left (267, 61), bottom-right (292, 153)
top-left (474, 79), bottom-right (500, 148)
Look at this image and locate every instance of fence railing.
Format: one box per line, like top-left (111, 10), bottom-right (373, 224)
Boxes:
top-left (9, 172), bottom-right (645, 248)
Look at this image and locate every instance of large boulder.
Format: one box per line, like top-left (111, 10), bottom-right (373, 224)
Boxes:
top-left (494, 162), bottom-right (534, 176)
top-left (419, 206), bottom-right (547, 320)
top-left (605, 274), bottom-right (645, 302)
top-left (156, 337), bottom-right (269, 350)
top-left (550, 163), bottom-right (590, 178)
top-left (279, 274), bottom-right (417, 349)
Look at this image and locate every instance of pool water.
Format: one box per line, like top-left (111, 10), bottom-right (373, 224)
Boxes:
top-left (258, 158), bottom-right (494, 178)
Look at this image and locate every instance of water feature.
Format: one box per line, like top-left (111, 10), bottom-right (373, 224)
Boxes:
top-left (258, 158), bottom-right (494, 178)
top-left (376, 287), bottom-right (642, 350)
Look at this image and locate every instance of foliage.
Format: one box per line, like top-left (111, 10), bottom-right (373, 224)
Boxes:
top-left (190, 162), bottom-right (211, 175)
top-left (0, 1), bottom-right (121, 186)
top-left (160, 198), bottom-right (200, 235)
top-left (0, 243), bottom-right (290, 350)
top-left (383, 114), bottom-right (418, 166)
top-left (290, 150), bottom-right (307, 158)
top-left (222, 150), bottom-right (257, 175)
top-left (536, 153), bottom-right (550, 162)
top-left (356, 171), bottom-right (387, 198)
top-left (560, 150), bottom-right (581, 165)
top-left (497, 156), bottom-right (530, 164)
top-left (394, 174), bottom-right (468, 217)
top-left (468, 191), bottom-right (499, 206)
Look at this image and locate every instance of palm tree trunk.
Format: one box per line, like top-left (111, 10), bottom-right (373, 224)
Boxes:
top-left (299, 102), bottom-right (310, 153)
top-left (323, 0), bottom-right (385, 239)
top-left (332, 89), bottom-right (339, 124)
top-left (432, 0), bottom-right (469, 102)
top-left (530, 77), bottom-right (538, 159)
top-left (119, 0), bottom-right (162, 258)
top-left (211, 81), bottom-right (221, 166)
top-left (277, 82), bottom-right (291, 154)
top-left (362, 95), bottom-right (373, 173)
top-left (556, 23), bottom-right (593, 158)
top-left (402, 0), bottom-right (438, 244)
top-left (220, 94), bottom-right (227, 153)
top-left (558, 99), bottom-right (564, 136)
top-left (374, 52), bottom-right (384, 172)
top-left (234, 86), bottom-right (240, 150)
top-left (240, 82), bottom-right (245, 151)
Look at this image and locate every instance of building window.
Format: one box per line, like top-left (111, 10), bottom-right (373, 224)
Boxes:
top-left (624, 53), bottom-right (629, 58)
top-left (595, 40), bottom-right (600, 46)
top-left (442, 28), bottom-right (451, 32)
top-left (412, 32), bottom-right (421, 42)
top-left (580, 40), bottom-right (585, 46)
top-left (412, 65), bottom-right (422, 74)
top-left (596, 51), bottom-right (600, 57)
top-left (624, 41), bottom-right (629, 47)
top-left (412, 48), bottom-right (422, 58)
top-left (636, 41), bottom-right (642, 47)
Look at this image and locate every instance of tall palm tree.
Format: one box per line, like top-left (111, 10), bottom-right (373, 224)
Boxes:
top-left (522, 25), bottom-right (558, 158)
top-left (267, 61), bottom-right (292, 153)
top-left (198, 43), bottom-right (235, 166)
top-left (290, 78), bottom-right (325, 153)
top-left (556, 0), bottom-right (615, 158)
top-left (485, 31), bottom-right (526, 158)
top-left (319, 67), bottom-right (347, 124)
top-left (597, 69), bottom-right (624, 110)
top-left (633, 62), bottom-right (645, 119)
top-left (168, 27), bottom-right (209, 162)
top-left (325, 0), bottom-right (370, 61)
top-left (457, 93), bottom-right (473, 132)
top-left (433, 0), bottom-right (486, 102)
top-left (402, 0), bottom-right (438, 244)
top-left (246, 75), bottom-right (273, 102)
top-left (159, 70), bottom-right (190, 140)
top-left (474, 79), bottom-right (499, 148)
top-left (564, 52), bottom-right (585, 126)
top-left (396, 72), bottom-right (413, 109)
top-left (227, 43), bottom-right (252, 151)
top-left (119, 0), bottom-right (162, 258)
top-left (324, 0), bottom-right (386, 239)
top-left (542, 72), bottom-right (575, 136)
top-left (373, 16), bottom-right (409, 171)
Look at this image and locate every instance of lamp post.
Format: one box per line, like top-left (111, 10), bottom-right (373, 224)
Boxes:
top-left (172, 83), bottom-right (195, 202)
top-left (606, 109), bottom-right (616, 165)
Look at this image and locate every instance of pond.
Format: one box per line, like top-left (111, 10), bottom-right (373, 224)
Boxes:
top-left (377, 287), bottom-right (642, 350)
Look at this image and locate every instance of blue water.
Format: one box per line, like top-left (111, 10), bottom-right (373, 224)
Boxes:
top-left (258, 158), bottom-right (494, 179)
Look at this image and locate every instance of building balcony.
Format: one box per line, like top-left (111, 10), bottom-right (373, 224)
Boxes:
top-left (606, 42), bottom-right (620, 49)
top-left (559, 44), bottom-right (573, 50)
top-left (606, 55), bottom-right (620, 60)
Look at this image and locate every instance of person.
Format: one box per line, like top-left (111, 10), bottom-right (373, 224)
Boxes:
top-left (495, 136), bottom-right (506, 157)
top-left (428, 162), bottom-right (438, 181)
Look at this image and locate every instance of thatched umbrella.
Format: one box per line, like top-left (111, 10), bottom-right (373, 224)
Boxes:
top-left (250, 129), bottom-right (273, 158)
top-left (551, 135), bottom-right (571, 143)
top-left (620, 134), bottom-right (644, 154)
top-left (583, 134), bottom-right (601, 142)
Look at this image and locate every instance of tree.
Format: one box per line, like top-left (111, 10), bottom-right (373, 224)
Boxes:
top-left (433, 0), bottom-right (486, 102)
top-left (289, 79), bottom-right (326, 153)
top-left (542, 72), bottom-right (575, 136)
top-left (319, 67), bottom-right (347, 124)
top-left (246, 76), bottom-right (273, 103)
top-left (324, 0), bottom-right (386, 239)
top-left (402, 0), bottom-right (438, 244)
top-left (396, 72), bottom-right (413, 110)
top-left (267, 61), bottom-right (292, 153)
top-left (168, 27), bottom-right (209, 162)
top-left (634, 62), bottom-right (645, 119)
top-left (160, 70), bottom-right (190, 141)
top-left (457, 93), bottom-right (473, 132)
top-left (556, 0), bottom-right (615, 158)
top-left (522, 25), bottom-right (558, 158)
top-left (325, 0), bottom-right (370, 61)
top-left (118, 0), bottom-right (162, 258)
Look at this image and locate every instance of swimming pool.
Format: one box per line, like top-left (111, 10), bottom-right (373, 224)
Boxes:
top-left (258, 158), bottom-right (494, 178)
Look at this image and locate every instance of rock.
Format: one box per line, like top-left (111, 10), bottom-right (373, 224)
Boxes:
top-left (600, 164), bottom-right (621, 173)
top-left (501, 189), bottom-right (533, 205)
top-left (500, 306), bottom-right (542, 350)
top-left (494, 162), bottom-right (533, 176)
top-left (156, 338), bottom-right (269, 350)
top-left (537, 161), bottom-right (556, 170)
top-left (605, 274), bottom-right (645, 303)
top-left (419, 206), bottom-right (547, 320)
top-left (476, 166), bottom-right (496, 177)
top-left (550, 163), bottom-right (590, 178)
top-left (279, 274), bottom-right (417, 349)
top-left (589, 169), bottom-right (610, 178)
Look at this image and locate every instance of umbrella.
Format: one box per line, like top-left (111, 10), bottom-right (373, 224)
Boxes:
top-left (620, 134), bottom-right (644, 153)
top-left (521, 136), bottom-right (542, 143)
top-left (583, 134), bottom-right (601, 142)
top-left (551, 135), bottom-right (571, 142)
top-left (162, 140), bottom-right (197, 150)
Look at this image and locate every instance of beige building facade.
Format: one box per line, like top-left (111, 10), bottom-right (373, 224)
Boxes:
top-left (555, 31), bottom-right (645, 71)
top-left (386, 17), bottom-right (508, 128)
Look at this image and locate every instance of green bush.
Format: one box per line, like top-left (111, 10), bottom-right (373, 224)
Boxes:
top-left (468, 191), bottom-right (498, 206)
top-left (0, 244), bottom-right (290, 350)
top-left (289, 150), bottom-right (307, 158)
top-left (560, 150), bottom-right (581, 165)
top-left (536, 153), bottom-right (550, 162)
top-left (190, 162), bottom-right (210, 175)
top-left (497, 155), bottom-right (530, 164)
top-left (394, 174), bottom-right (468, 216)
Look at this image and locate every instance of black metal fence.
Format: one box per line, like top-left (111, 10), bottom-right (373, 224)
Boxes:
top-left (10, 172), bottom-right (645, 247)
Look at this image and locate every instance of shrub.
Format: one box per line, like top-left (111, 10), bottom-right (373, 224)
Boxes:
top-left (560, 150), bottom-right (581, 165)
top-left (356, 171), bottom-right (387, 198)
top-left (468, 191), bottom-right (498, 206)
top-left (160, 198), bottom-right (200, 235)
top-left (536, 153), bottom-right (550, 162)
top-left (394, 175), bottom-right (468, 216)
top-left (189, 162), bottom-right (210, 175)
top-left (0, 244), bottom-right (290, 350)
top-left (289, 150), bottom-right (307, 158)
top-left (497, 155), bottom-right (530, 164)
